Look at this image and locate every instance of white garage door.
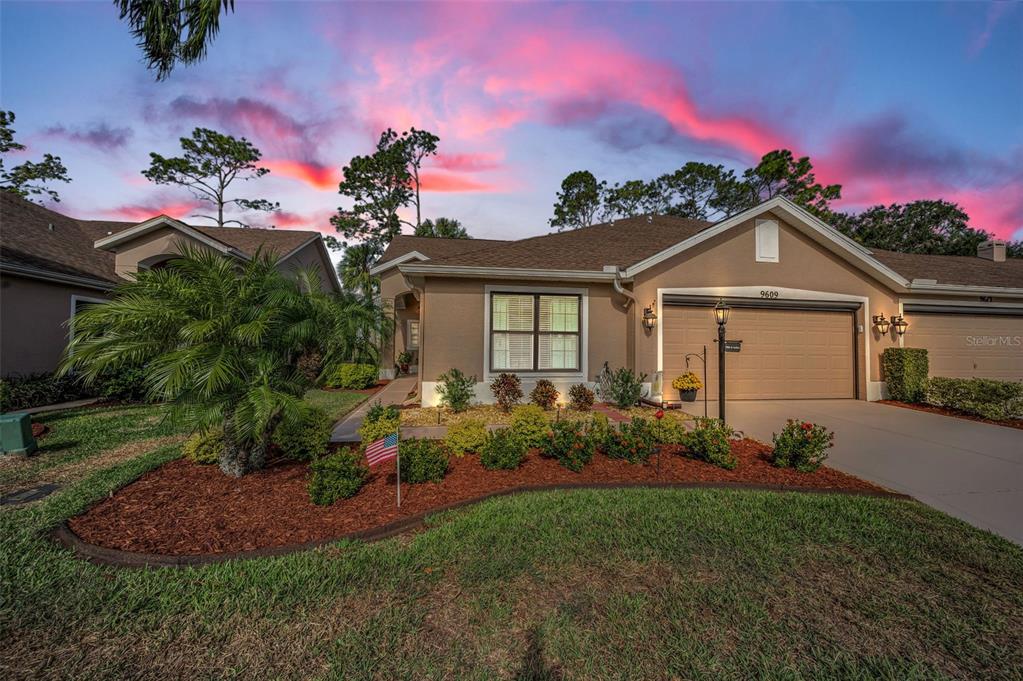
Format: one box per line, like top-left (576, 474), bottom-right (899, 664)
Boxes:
top-left (663, 305), bottom-right (856, 400)
top-left (904, 312), bottom-right (1023, 381)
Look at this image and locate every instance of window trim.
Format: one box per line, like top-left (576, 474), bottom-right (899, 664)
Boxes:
top-left (406, 319), bottom-right (420, 350)
top-left (68, 294), bottom-right (108, 356)
top-left (484, 285), bottom-right (588, 379)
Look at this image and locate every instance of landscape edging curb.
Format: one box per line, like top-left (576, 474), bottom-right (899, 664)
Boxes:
top-left (51, 482), bottom-right (911, 569)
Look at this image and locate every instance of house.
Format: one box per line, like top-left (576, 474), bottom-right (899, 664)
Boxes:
top-left (372, 196), bottom-right (1023, 406)
top-left (0, 192), bottom-right (339, 377)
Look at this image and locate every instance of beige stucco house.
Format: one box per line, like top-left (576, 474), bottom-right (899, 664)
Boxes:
top-left (0, 192), bottom-right (339, 377)
top-left (373, 196), bottom-right (1023, 406)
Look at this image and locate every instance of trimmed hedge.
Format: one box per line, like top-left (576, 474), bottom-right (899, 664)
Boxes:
top-left (510, 405), bottom-right (548, 448)
top-left (325, 363), bottom-right (378, 390)
top-left (273, 406), bottom-right (333, 461)
top-left (926, 377), bottom-right (1023, 421)
top-left (480, 428), bottom-right (528, 470)
top-left (308, 450), bottom-right (369, 505)
top-left (445, 418), bottom-right (488, 457)
top-left (882, 347), bottom-right (929, 403)
top-left (398, 438), bottom-right (449, 483)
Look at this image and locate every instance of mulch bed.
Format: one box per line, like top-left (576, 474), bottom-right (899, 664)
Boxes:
top-left (68, 440), bottom-right (886, 556)
top-left (879, 400), bottom-right (1023, 431)
top-left (31, 423), bottom-right (49, 439)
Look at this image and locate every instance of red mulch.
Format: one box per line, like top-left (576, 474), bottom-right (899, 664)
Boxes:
top-left (879, 400), bottom-right (1023, 431)
top-left (31, 423), bottom-right (49, 439)
top-left (68, 440), bottom-right (885, 557)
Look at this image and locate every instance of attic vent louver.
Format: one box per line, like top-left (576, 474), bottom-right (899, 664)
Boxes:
top-left (47, 223), bottom-right (53, 231)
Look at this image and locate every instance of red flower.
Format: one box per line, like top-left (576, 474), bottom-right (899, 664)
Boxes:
top-left (655, 409), bottom-right (665, 420)
top-left (801, 422), bottom-right (813, 431)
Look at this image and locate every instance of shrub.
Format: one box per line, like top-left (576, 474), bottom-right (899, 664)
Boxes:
top-left (308, 450), bottom-right (368, 505)
top-left (183, 429), bottom-right (224, 465)
top-left (490, 373), bottom-right (523, 412)
top-left (365, 400), bottom-right (399, 424)
top-left (510, 404), bottom-right (549, 448)
top-left (926, 377), bottom-right (1023, 421)
top-left (540, 419), bottom-right (594, 472)
top-left (882, 348), bottom-right (929, 403)
top-left (437, 368), bottom-right (477, 412)
top-left (771, 419), bottom-right (834, 472)
top-left (530, 379), bottom-right (559, 410)
top-left (273, 406), bottom-right (333, 461)
top-left (445, 418), bottom-right (488, 456)
top-left (568, 383), bottom-right (595, 411)
top-left (480, 428), bottom-right (528, 470)
top-left (95, 365), bottom-right (150, 403)
top-left (398, 438), bottom-right (449, 483)
top-left (358, 414), bottom-right (400, 445)
top-left (325, 363), bottom-right (378, 389)
top-left (0, 372), bottom-right (94, 412)
top-left (651, 412), bottom-right (688, 445)
top-left (681, 418), bottom-right (737, 470)
top-left (594, 363), bottom-right (648, 408)
top-left (588, 411), bottom-right (613, 443)
top-left (603, 417), bottom-right (657, 463)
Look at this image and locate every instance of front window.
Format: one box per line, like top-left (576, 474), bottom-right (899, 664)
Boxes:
top-left (407, 320), bottom-right (420, 349)
top-left (490, 293), bottom-right (580, 372)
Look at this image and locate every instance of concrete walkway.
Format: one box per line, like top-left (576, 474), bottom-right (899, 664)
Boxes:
top-left (698, 400), bottom-right (1023, 546)
top-left (330, 376), bottom-right (417, 443)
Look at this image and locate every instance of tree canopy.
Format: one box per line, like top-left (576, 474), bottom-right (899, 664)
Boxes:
top-left (142, 127), bottom-right (278, 227)
top-left (115, 0), bottom-right (235, 81)
top-left (549, 170), bottom-right (606, 231)
top-left (414, 217), bottom-right (471, 239)
top-left (332, 127), bottom-right (439, 249)
top-left (0, 111), bottom-right (71, 202)
top-left (336, 243), bottom-right (380, 300)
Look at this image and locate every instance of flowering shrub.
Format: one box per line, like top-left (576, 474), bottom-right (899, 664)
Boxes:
top-left (480, 428), bottom-right (528, 470)
top-left (510, 404), bottom-right (549, 447)
top-left (681, 418), bottom-right (736, 470)
top-left (771, 419), bottom-right (833, 472)
top-left (490, 372), bottom-right (524, 412)
top-left (445, 418), bottom-right (488, 457)
top-left (567, 383), bottom-right (595, 411)
top-left (540, 420), bottom-right (594, 472)
top-left (530, 379), bottom-right (559, 410)
top-left (602, 417), bottom-right (657, 463)
top-left (437, 368), bottom-right (477, 412)
top-left (594, 362), bottom-right (648, 408)
top-left (671, 372), bottom-right (703, 391)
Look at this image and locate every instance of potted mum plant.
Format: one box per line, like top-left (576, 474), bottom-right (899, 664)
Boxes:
top-left (397, 350), bottom-right (412, 375)
top-left (671, 371), bottom-right (703, 402)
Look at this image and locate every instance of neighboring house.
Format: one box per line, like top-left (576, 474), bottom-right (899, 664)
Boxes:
top-left (0, 192), bottom-right (339, 377)
top-left (372, 196), bottom-right (1023, 406)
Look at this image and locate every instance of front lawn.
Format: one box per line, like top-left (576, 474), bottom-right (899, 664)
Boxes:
top-left (302, 388), bottom-right (374, 421)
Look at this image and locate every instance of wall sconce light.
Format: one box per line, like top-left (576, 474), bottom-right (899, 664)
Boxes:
top-left (892, 315), bottom-right (909, 336)
top-left (642, 304), bottom-right (657, 330)
top-left (872, 314), bottom-right (891, 334)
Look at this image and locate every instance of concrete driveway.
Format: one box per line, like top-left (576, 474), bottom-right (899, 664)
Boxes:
top-left (704, 400), bottom-right (1022, 546)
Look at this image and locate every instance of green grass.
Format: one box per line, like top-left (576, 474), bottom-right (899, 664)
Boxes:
top-left (1, 404), bottom-right (1021, 679)
top-left (302, 388), bottom-right (371, 421)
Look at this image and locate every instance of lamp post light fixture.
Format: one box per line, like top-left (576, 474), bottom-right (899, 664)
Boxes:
top-left (714, 300), bottom-right (731, 424)
top-left (892, 315), bottom-right (909, 336)
top-left (642, 304), bottom-right (657, 331)
top-left (872, 314), bottom-right (891, 335)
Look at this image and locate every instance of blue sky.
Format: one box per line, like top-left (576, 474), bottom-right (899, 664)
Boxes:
top-left (2, 1), bottom-right (1020, 245)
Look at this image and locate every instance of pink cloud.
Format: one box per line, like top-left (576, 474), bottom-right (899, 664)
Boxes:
top-left (271, 209), bottom-right (337, 234)
top-left (431, 152), bottom-right (503, 172)
top-left (263, 159), bottom-right (339, 190)
top-left (103, 200), bottom-right (205, 223)
top-left (419, 171), bottom-right (496, 193)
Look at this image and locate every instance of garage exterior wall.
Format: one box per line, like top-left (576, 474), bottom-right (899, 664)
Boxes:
top-left (903, 312), bottom-right (1023, 381)
top-left (630, 211), bottom-right (904, 400)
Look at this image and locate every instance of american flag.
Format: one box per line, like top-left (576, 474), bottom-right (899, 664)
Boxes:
top-left (365, 432), bottom-right (399, 466)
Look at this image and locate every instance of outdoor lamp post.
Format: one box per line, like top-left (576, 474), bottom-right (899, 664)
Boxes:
top-left (892, 315), bottom-right (909, 336)
top-left (872, 314), bottom-right (891, 335)
top-left (714, 300), bottom-right (730, 423)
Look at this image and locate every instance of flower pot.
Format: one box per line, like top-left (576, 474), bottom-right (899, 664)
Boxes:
top-left (678, 388), bottom-right (698, 402)
top-left (399, 363), bottom-right (409, 374)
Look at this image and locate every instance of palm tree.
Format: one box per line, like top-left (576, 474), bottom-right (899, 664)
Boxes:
top-left (115, 0), bottom-right (235, 80)
top-left (62, 247), bottom-right (336, 476)
top-left (336, 243), bottom-right (380, 300)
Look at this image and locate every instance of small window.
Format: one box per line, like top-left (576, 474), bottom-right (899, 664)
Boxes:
top-left (407, 320), bottom-right (420, 349)
top-left (490, 292), bottom-right (581, 372)
top-left (756, 219), bottom-right (779, 263)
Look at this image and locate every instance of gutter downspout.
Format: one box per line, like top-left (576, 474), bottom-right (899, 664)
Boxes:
top-left (612, 269), bottom-right (636, 309)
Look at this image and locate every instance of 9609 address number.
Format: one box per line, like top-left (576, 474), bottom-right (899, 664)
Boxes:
top-left (760, 290), bottom-right (779, 299)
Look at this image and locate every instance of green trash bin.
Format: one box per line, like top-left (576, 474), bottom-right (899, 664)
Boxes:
top-left (0, 412), bottom-right (37, 456)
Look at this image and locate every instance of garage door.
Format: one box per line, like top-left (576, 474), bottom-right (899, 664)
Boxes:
top-left (663, 305), bottom-right (856, 400)
top-left (903, 312), bottom-right (1023, 381)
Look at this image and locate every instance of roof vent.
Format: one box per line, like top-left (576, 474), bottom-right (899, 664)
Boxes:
top-left (646, 215), bottom-right (653, 223)
top-left (978, 240), bottom-right (1006, 262)
top-left (47, 223), bottom-right (54, 231)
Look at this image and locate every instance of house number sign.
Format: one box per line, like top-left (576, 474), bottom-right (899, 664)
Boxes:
top-left (723, 340), bottom-right (743, 353)
top-left (760, 290), bottom-right (780, 299)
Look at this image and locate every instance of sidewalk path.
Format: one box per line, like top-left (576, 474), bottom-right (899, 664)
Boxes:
top-left (330, 376), bottom-right (417, 443)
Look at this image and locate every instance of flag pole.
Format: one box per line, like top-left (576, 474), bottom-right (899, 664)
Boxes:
top-left (395, 425), bottom-right (401, 508)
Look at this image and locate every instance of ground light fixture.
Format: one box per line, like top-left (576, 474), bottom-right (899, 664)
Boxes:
top-left (642, 303), bottom-right (657, 330)
top-left (872, 314), bottom-right (891, 334)
top-left (892, 315), bottom-right (909, 336)
top-left (714, 300), bottom-right (731, 423)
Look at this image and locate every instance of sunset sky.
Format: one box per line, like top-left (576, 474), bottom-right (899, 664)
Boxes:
top-left (2, 1), bottom-right (1021, 250)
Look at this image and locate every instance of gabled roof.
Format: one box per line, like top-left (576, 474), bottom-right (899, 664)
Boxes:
top-left (870, 248), bottom-right (1023, 290)
top-left (0, 192), bottom-right (331, 288)
top-left (371, 234), bottom-right (509, 274)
